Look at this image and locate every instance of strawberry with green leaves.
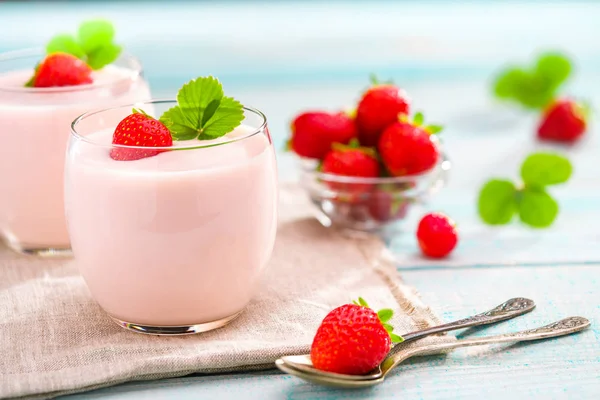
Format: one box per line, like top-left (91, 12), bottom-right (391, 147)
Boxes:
top-left (356, 78), bottom-right (411, 147)
top-left (322, 141), bottom-right (380, 194)
top-left (310, 298), bottom-right (403, 375)
top-left (26, 19), bottom-right (123, 87)
top-left (288, 111), bottom-right (356, 159)
top-left (537, 99), bottom-right (590, 144)
top-left (111, 76), bottom-right (244, 161)
top-left (378, 112), bottom-right (442, 176)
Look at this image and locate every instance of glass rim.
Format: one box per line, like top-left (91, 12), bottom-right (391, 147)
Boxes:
top-left (0, 48), bottom-right (143, 94)
top-left (70, 99), bottom-right (268, 151)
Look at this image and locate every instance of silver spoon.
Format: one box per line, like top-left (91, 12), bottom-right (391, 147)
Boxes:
top-left (276, 316), bottom-right (590, 388)
top-left (277, 297), bottom-right (535, 380)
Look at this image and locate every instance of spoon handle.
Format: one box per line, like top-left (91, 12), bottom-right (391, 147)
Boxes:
top-left (384, 316), bottom-right (590, 375)
top-left (401, 297), bottom-right (535, 343)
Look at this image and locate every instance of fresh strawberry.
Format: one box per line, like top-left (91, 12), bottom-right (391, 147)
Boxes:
top-left (356, 84), bottom-right (411, 146)
top-left (110, 111), bottom-right (173, 161)
top-left (32, 53), bottom-right (93, 88)
top-left (378, 118), bottom-right (440, 176)
top-left (537, 99), bottom-right (589, 143)
top-left (310, 298), bottom-right (402, 375)
top-left (322, 143), bottom-right (380, 194)
top-left (416, 213), bottom-right (458, 258)
top-left (367, 190), bottom-right (409, 222)
top-left (289, 111), bottom-right (356, 159)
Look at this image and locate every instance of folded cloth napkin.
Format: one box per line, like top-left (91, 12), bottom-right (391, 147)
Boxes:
top-left (0, 184), bottom-right (448, 399)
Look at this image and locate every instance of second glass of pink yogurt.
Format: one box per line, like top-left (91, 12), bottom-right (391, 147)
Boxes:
top-left (66, 100), bottom-right (278, 334)
top-left (0, 49), bottom-right (151, 256)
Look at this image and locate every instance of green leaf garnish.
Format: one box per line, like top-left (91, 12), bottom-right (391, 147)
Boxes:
top-left (77, 20), bottom-right (115, 54)
top-left (478, 179), bottom-right (518, 225)
top-left (46, 34), bottom-right (85, 59)
top-left (86, 42), bottom-right (122, 70)
top-left (159, 76), bottom-right (244, 141)
top-left (413, 112), bottom-right (424, 126)
top-left (377, 309), bottom-right (393, 323)
top-left (357, 297), bottom-right (369, 307)
top-left (518, 187), bottom-right (559, 228)
top-left (477, 152), bottom-right (572, 228)
top-left (43, 19), bottom-right (121, 71)
top-left (426, 124), bottom-right (443, 134)
top-left (492, 51), bottom-right (572, 110)
top-left (390, 333), bottom-right (404, 343)
top-left (520, 153), bottom-right (572, 187)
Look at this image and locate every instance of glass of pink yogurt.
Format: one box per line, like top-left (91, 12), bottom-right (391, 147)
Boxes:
top-left (66, 100), bottom-right (278, 334)
top-left (0, 49), bottom-right (151, 256)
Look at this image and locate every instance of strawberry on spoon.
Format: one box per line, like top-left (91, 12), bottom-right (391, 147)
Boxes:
top-left (310, 298), bottom-right (402, 375)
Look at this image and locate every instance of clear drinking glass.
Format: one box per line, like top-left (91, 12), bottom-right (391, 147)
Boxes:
top-left (0, 49), bottom-right (151, 256)
top-left (66, 101), bottom-right (278, 335)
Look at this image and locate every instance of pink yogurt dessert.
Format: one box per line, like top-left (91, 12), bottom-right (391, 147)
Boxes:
top-left (0, 50), bottom-right (151, 255)
top-left (65, 102), bottom-right (278, 334)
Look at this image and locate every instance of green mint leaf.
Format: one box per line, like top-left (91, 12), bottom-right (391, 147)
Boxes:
top-left (46, 34), bottom-right (85, 58)
top-left (426, 124), bottom-right (443, 134)
top-left (390, 333), bottom-right (404, 343)
top-left (377, 309), bottom-right (393, 323)
top-left (520, 152), bottom-right (573, 187)
top-left (369, 73), bottom-right (380, 86)
top-left (77, 19), bottom-right (115, 54)
top-left (518, 187), bottom-right (559, 228)
top-left (382, 323), bottom-right (394, 333)
top-left (493, 67), bottom-right (526, 99)
top-left (535, 52), bottom-right (572, 87)
top-left (413, 112), bottom-right (424, 126)
top-left (24, 63), bottom-right (40, 87)
top-left (160, 76), bottom-right (243, 140)
top-left (201, 96), bottom-right (244, 138)
top-left (478, 179), bottom-right (518, 225)
top-left (357, 297), bottom-right (369, 307)
top-left (160, 107), bottom-right (199, 140)
top-left (86, 42), bottom-right (122, 70)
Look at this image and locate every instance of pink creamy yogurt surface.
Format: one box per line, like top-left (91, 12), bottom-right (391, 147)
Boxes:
top-left (0, 66), bottom-right (151, 249)
top-left (65, 125), bottom-right (278, 326)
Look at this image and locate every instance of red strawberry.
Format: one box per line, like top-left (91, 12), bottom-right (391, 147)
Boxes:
top-left (110, 111), bottom-right (173, 161)
top-left (310, 298), bottom-right (402, 375)
top-left (33, 53), bottom-right (93, 88)
top-left (416, 213), bottom-right (458, 258)
top-left (537, 99), bottom-right (589, 143)
top-left (367, 190), bottom-right (409, 222)
top-left (322, 144), bottom-right (380, 194)
top-left (289, 111), bottom-right (356, 159)
top-left (356, 84), bottom-right (411, 147)
top-left (378, 119), bottom-right (440, 176)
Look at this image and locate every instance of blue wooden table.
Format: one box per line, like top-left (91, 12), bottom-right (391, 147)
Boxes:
top-left (2, 1), bottom-right (599, 398)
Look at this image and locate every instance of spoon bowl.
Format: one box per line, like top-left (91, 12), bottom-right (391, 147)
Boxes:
top-left (277, 316), bottom-right (590, 388)
top-left (277, 297), bottom-right (535, 380)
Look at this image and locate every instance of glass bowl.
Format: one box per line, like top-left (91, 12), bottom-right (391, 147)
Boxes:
top-left (298, 149), bottom-right (451, 234)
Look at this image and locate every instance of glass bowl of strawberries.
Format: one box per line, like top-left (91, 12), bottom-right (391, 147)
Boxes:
top-left (289, 79), bottom-right (451, 233)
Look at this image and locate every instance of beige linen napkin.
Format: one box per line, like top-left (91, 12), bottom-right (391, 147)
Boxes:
top-left (0, 184), bottom-right (448, 399)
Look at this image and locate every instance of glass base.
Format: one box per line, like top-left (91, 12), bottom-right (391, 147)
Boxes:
top-left (110, 310), bottom-right (243, 335)
top-left (3, 235), bottom-right (72, 257)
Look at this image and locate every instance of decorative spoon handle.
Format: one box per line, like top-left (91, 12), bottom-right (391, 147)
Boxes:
top-left (401, 297), bottom-right (535, 343)
top-left (384, 316), bottom-right (590, 376)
